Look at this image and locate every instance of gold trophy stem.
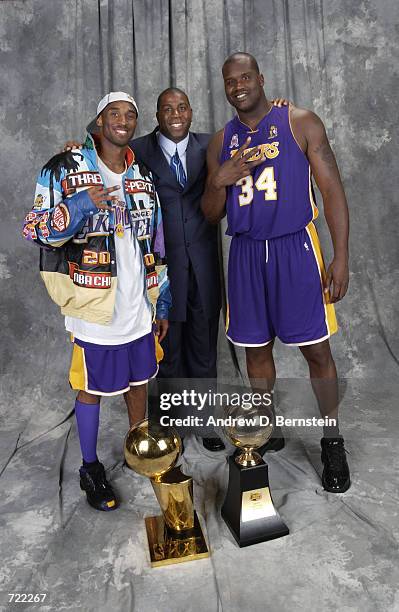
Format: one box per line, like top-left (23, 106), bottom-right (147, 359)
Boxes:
top-left (146, 467), bottom-right (210, 567)
top-left (235, 449), bottom-right (263, 467)
top-left (150, 470), bottom-right (195, 532)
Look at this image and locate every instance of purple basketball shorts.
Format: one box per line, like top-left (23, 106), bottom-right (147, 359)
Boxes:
top-left (226, 222), bottom-right (338, 347)
top-left (69, 331), bottom-right (158, 395)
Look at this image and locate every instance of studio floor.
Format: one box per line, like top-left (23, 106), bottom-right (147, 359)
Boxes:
top-left (1, 378), bottom-right (399, 612)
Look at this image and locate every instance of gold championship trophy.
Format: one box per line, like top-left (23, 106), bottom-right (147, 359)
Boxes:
top-left (221, 403), bottom-right (289, 547)
top-left (124, 419), bottom-right (210, 567)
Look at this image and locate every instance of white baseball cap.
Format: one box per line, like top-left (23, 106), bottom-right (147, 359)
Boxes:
top-left (87, 91), bottom-right (139, 132)
top-left (97, 91), bottom-right (139, 116)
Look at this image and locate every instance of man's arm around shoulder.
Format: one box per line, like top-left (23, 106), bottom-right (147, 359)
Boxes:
top-left (201, 130), bottom-right (226, 224)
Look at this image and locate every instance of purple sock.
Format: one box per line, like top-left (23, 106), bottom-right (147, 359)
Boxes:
top-left (74, 399), bottom-right (100, 464)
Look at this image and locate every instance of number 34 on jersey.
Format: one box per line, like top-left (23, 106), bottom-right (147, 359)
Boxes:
top-left (236, 166), bottom-right (277, 206)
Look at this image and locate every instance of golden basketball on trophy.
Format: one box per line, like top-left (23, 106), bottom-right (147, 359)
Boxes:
top-left (124, 419), bottom-right (209, 567)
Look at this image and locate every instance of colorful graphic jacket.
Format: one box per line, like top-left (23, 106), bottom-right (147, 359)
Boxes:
top-left (23, 134), bottom-right (171, 324)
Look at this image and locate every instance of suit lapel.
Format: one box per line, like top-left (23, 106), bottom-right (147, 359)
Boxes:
top-left (138, 129), bottom-right (204, 193)
top-left (145, 129), bottom-right (180, 189)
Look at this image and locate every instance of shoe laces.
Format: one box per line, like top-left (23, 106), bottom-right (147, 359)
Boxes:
top-left (87, 464), bottom-right (112, 492)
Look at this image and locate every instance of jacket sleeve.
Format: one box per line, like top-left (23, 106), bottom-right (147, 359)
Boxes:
top-left (153, 192), bottom-right (172, 320)
top-left (23, 161), bottom-right (98, 248)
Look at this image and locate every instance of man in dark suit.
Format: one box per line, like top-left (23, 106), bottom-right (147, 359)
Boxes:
top-left (133, 88), bottom-right (224, 451)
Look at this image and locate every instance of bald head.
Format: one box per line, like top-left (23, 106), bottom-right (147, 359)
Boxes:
top-left (222, 52), bottom-right (260, 76)
top-left (157, 87), bottom-right (190, 111)
top-left (222, 52), bottom-right (267, 116)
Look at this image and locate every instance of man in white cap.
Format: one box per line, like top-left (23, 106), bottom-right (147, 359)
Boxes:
top-left (23, 92), bottom-right (171, 511)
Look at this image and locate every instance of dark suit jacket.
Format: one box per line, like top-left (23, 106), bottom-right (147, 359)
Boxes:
top-left (131, 129), bottom-right (221, 322)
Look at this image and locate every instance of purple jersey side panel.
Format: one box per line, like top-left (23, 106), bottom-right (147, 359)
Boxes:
top-left (221, 106), bottom-right (318, 240)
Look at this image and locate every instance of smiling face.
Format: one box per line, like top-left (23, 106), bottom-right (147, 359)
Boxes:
top-left (222, 56), bottom-right (265, 115)
top-left (156, 91), bottom-right (192, 143)
top-left (96, 101), bottom-right (137, 146)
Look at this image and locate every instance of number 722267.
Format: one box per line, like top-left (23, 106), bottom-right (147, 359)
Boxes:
top-left (8, 593), bottom-right (47, 603)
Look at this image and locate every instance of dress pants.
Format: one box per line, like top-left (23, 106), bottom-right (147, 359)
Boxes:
top-left (149, 265), bottom-right (219, 438)
top-left (158, 264), bottom-right (218, 379)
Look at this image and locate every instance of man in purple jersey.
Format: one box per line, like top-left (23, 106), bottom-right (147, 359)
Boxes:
top-left (202, 53), bottom-right (350, 493)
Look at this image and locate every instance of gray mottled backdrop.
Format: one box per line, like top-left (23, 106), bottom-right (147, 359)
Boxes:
top-left (1, 2), bottom-right (399, 611)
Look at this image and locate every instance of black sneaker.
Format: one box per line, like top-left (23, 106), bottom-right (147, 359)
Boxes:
top-left (258, 434), bottom-right (285, 455)
top-left (79, 462), bottom-right (119, 511)
top-left (258, 425), bottom-right (285, 454)
top-left (202, 436), bottom-right (226, 452)
top-left (321, 436), bottom-right (351, 493)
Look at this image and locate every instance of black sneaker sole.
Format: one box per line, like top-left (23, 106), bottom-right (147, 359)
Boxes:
top-left (322, 474), bottom-right (351, 494)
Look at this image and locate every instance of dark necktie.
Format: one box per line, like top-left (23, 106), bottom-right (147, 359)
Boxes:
top-left (170, 148), bottom-right (187, 188)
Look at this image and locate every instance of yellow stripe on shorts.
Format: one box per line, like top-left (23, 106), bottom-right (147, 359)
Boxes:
top-left (225, 302), bottom-right (230, 333)
top-left (306, 222), bottom-right (338, 337)
top-left (155, 334), bottom-right (164, 363)
top-left (69, 343), bottom-right (88, 391)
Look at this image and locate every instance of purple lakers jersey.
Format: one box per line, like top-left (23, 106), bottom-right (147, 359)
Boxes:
top-left (220, 106), bottom-right (318, 240)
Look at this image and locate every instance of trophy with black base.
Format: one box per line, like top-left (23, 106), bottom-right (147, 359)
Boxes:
top-left (221, 403), bottom-right (289, 547)
top-left (124, 419), bottom-right (210, 567)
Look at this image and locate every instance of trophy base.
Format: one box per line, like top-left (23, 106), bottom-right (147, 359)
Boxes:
top-left (221, 456), bottom-right (289, 547)
top-left (145, 511), bottom-right (210, 567)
